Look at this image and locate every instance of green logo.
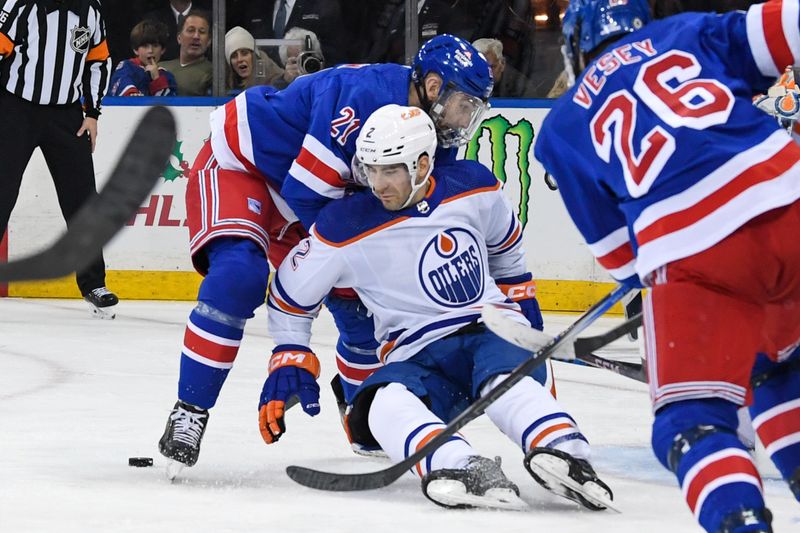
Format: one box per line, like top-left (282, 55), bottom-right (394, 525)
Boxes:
top-left (465, 115), bottom-right (535, 227)
top-left (162, 140), bottom-right (189, 182)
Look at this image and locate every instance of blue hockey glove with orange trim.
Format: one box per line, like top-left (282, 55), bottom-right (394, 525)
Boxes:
top-left (259, 345), bottom-right (321, 444)
top-left (497, 273), bottom-right (544, 331)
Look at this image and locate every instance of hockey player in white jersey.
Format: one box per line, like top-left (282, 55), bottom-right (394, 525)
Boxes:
top-left (262, 104), bottom-right (613, 510)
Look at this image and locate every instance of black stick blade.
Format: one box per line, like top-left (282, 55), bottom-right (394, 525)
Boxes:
top-left (0, 106), bottom-right (176, 282)
top-left (286, 463), bottom-right (408, 491)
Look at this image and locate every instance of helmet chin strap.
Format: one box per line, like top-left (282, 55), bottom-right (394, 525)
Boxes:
top-left (400, 174), bottom-right (430, 210)
top-left (413, 70), bottom-right (433, 113)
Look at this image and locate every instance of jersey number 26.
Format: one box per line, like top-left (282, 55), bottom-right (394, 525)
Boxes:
top-left (590, 51), bottom-right (734, 197)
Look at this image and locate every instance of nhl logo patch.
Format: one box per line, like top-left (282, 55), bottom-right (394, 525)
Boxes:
top-left (70, 26), bottom-right (91, 54)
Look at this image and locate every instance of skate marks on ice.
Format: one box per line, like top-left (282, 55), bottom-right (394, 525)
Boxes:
top-left (0, 345), bottom-right (71, 401)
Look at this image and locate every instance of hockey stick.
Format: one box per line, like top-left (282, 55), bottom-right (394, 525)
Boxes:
top-left (285, 284), bottom-right (634, 491)
top-left (487, 308), bottom-right (646, 382)
top-left (570, 352), bottom-right (646, 382)
top-left (0, 106), bottom-right (176, 282)
top-left (573, 313), bottom-right (642, 357)
top-left (572, 312), bottom-right (646, 382)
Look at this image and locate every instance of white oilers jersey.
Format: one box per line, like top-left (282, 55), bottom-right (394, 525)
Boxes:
top-left (267, 160), bottom-right (529, 364)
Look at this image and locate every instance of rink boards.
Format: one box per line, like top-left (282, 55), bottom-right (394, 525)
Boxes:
top-left (0, 97), bottom-right (619, 312)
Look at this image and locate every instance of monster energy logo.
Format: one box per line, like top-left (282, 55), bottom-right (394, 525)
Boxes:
top-left (465, 115), bottom-right (534, 227)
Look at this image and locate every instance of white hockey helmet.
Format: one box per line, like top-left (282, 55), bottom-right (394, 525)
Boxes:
top-left (355, 104), bottom-right (437, 209)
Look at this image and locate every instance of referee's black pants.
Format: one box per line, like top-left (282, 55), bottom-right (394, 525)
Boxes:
top-left (0, 90), bottom-right (106, 295)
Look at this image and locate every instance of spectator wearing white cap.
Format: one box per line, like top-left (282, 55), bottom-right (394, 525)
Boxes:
top-left (225, 26), bottom-right (289, 94)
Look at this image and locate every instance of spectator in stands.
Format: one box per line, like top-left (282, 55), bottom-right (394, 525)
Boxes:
top-left (230, 1), bottom-right (347, 66)
top-left (225, 26), bottom-right (289, 94)
top-left (143, 0), bottom-right (211, 62)
top-left (109, 20), bottom-right (177, 97)
top-left (278, 27), bottom-right (325, 86)
top-left (354, 0), bottom-right (476, 64)
top-left (161, 10), bottom-right (213, 96)
top-left (472, 37), bottom-right (536, 98)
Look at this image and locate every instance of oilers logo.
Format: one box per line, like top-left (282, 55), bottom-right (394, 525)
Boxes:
top-left (418, 229), bottom-right (484, 308)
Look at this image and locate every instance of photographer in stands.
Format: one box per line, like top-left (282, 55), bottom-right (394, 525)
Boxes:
top-left (278, 27), bottom-right (324, 86)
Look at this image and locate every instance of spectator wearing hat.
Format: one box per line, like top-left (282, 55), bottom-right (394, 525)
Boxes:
top-left (225, 26), bottom-right (288, 94)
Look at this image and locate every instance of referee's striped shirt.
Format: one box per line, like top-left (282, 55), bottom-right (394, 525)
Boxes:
top-left (0, 0), bottom-right (111, 117)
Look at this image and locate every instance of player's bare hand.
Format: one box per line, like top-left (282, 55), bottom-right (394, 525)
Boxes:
top-left (77, 117), bottom-right (98, 153)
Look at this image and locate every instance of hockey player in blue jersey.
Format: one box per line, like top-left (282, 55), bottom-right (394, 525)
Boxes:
top-left (261, 103), bottom-right (612, 510)
top-left (535, 1), bottom-right (800, 531)
top-left (158, 35), bottom-right (501, 476)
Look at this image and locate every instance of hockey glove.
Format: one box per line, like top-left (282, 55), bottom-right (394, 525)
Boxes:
top-left (259, 345), bottom-right (321, 444)
top-left (497, 273), bottom-right (544, 331)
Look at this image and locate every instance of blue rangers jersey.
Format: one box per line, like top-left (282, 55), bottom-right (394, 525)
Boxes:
top-left (267, 160), bottom-right (529, 364)
top-left (535, 0), bottom-right (800, 286)
top-left (209, 63), bottom-right (454, 229)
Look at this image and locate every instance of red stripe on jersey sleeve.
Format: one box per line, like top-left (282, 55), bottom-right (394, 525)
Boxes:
top-left (223, 100), bottom-right (264, 178)
top-left (296, 147), bottom-right (347, 187)
top-left (762, 1), bottom-right (794, 75)
top-left (596, 241), bottom-right (635, 270)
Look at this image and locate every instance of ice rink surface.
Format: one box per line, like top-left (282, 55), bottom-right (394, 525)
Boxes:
top-left (1, 298), bottom-right (798, 532)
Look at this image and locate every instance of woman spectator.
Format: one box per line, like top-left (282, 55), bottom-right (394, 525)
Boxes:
top-left (109, 20), bottom-right (177, 97)
top-left (225, 26), bottom-right (288, 94)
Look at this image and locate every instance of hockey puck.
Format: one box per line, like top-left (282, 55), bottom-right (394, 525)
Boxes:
top-left (128, 457), bottom-right (154, 467)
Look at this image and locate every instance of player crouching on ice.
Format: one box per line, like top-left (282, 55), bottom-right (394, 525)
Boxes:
top-left (260, 104), bottom-right (613, 511)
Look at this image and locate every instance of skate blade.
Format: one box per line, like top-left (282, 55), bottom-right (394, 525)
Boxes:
top-left (351, 444), bottom-right (389, 459)
top-left (426, 480), bottom-right (529, 511)
top-left (87, 302), bottom-right (116, 320)
top-left (527, 454), bottom-right (619, 513)
top-left (165, 460), bottom-right (185, 481)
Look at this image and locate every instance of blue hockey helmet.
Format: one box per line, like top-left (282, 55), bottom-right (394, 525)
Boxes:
top-left (563, 0), bottom-right (651, 62)
top-left (412, 34), bottom-right (493, 147)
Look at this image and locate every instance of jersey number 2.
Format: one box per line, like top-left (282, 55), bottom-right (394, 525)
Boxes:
top-left (590, 51), bottom-right (734, 197)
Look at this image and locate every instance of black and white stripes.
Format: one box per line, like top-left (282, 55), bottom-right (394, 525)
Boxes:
top-left (0, 0), bottom-right (110, 115)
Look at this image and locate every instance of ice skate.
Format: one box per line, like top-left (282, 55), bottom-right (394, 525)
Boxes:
top-left (158, 400), bottom-right (209, 478)
top-left (718, 507), bottom-right (773, 533)
top-left (331, 376), bottom-right (388, 459)
top-left (83, 287), bottom-right (118, 319)
top-left (422, 456), bottom-right (528, 511)
top-left (524, 447), bottom-right (617, 512)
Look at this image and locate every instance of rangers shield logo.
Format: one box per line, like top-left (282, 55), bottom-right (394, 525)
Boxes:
top-left (418, 228), bottom-right (484, 308)
top-left (70, 26), bottom-right (91, 54)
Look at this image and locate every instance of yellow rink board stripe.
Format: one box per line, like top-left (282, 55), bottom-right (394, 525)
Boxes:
top-left (7, 272), bottom-right (624, 314)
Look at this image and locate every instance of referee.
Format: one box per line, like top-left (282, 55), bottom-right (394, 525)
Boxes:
top-left (0, 0), bottom-right (119, 318)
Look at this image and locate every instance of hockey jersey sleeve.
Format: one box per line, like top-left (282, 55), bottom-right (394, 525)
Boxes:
top-left (82, 5), bottom-right (111, 118)
top-left (267, 228), bottom-right (349, 347)
top-left (483, 185), bottom-right (527, 280)
top-left (0, 1), bottom-right (20, 59)
top-left (743, 0), bottom-right (800, 81)
top-left (279, 83), bottom-right (357, 230)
